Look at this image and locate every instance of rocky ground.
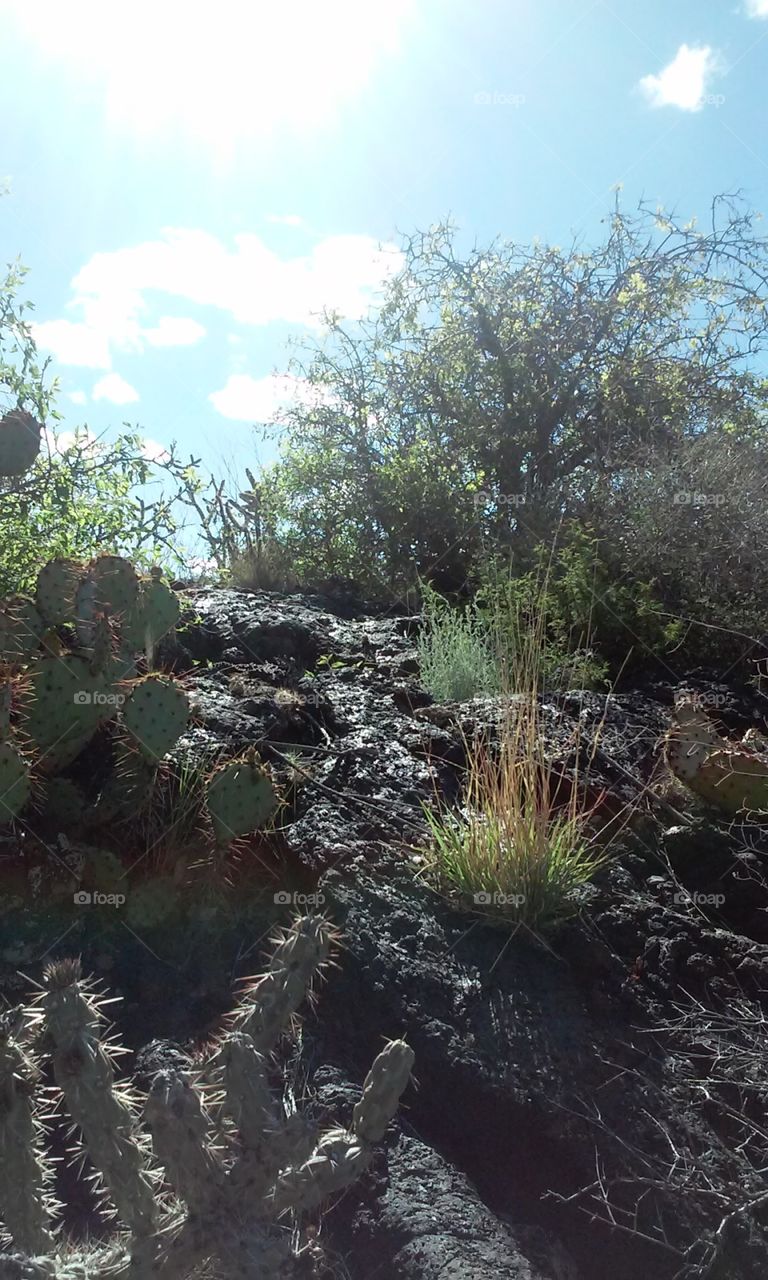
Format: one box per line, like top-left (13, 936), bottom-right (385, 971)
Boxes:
top-left (4, 585), bottom-right (768, 1279)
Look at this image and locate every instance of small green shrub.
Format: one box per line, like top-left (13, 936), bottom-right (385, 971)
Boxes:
top-left (417, 584), bottom-right (499, 700)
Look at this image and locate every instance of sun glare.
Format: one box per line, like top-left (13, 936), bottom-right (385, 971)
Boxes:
top-left (6, 0), bottom-right (411, 155)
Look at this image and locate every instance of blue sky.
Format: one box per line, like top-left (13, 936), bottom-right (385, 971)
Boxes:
top-left (2, 0), bottom-right (768, 483)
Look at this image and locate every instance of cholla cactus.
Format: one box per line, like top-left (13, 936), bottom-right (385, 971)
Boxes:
top-left (0, 916), bottom-right (414, 1279)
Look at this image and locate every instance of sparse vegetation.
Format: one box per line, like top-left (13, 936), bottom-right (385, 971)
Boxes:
top-left (420, 594), bottom-right (614, 931)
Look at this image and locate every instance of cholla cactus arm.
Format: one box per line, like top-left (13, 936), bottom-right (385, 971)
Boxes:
top-left (40, 960), bottom-right (159, 1240)
top-left (234, 916), bottom-right (334, 1053)
top-left (270, 1039), bottom-right (415, 1216)
top-left (143, 1070), bottom-right (224, 1215)
top-left (0, 918), bottom-right (414, 1280)
top-left (269, 1129), bottom-right (371, 1216)
top-left (0, 1012), bottom-right (57, 1255)
top-left (352, 1039), bottom-right (416, 1144)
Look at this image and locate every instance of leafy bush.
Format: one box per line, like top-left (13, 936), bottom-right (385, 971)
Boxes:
top-left (417, 584), bottom-right (499, 700)
top-left (477, 531), bottom-right (678, 676)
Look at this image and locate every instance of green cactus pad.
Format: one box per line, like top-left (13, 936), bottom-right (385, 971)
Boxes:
top-left (0, 595), bottom-right (43, 665)
top-left (122, 676), bottom-right (189, 762)
top-left (125, 577), bottom-right (179, 652)
top-left (125, 876), bottom-right (178, 929)
top-left (91, 555), bottom-right (139, 621)
top-left (0, 741), bottom-right (30, 822)
top-left (0, 408), bottom-right (42, 476)
top-left (22, 655), bottom-right (119, 772)
top-left (35, 558), bottom-right (83, 627)
top-left (206, 755), bottom-right (277, 845)
top-left (666, 695), bottom-right (768, 816)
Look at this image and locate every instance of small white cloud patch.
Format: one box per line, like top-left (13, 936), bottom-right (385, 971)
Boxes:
top-left (639, 44), bottom-right (717, 112)
top-left (92, 373), bottom-right (140, 405)
top-left (209, 372), bottom-right (333, 423)
top-left (745, 1), bottom-right (768, 17)
top-left (67, 390), bottom-right (88, 405)
top-left (31, 319), bottom-right (111, 368)
top-left (140, 438), bottom-right (172, 462)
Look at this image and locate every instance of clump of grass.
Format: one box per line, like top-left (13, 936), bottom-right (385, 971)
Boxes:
top-left (229, 541), bottom-right (298, 592)
top-left (421, 577), bottom-right (616, 932)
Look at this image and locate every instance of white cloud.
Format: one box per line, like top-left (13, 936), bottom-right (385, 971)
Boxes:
top-left (142, 316), bottom-right (206, 347)
top-left (92, 373), bottom-right (140, 405)
top-left (745, 1), bottom-right (768, 16)
top-left (639, 44), bottom-right (718, 112)
top-left (43, 428), bottom-right (76, 454)
top-left (209, 372), bottom-right (331, 423)
top-left (33, 229), bottom-right (401, 369)
top-left (31, 319), bottom-right (111, 368)
top-left (3, 1), bottom-right (412, 162)
top-left (67, 389), bottom-right (88, 405)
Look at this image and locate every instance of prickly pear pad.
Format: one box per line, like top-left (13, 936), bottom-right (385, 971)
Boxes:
top-left (0, 741), bottom-right (30, 822)
top-left (22, 655), bottom-right (120, 772)
top-left (91, 555), bottom-right (139, 622)
top-left (206, 755), bottom-right (277, 845)
top-left (35, 559), bottom-right (83, 627)
top-left (125, 577), bottom-right (180, 653)
top-left (123, 676), bottom-right (189, 762)
top-left (0, 595), bottom-right (43, 666)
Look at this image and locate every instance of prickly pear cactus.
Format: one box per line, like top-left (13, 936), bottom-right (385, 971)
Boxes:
top-left (0, 554), bottom-right (186, 826)
top-left (0, 740), bottom-right (30, 820)
top-left (0, 595), bottom-right (43, 666)
top-left (0, 917), bottom-right (415, 1280)
top-left (36, 558), bottom-right (82, 628)
top-left (665, 693), bottom-right (768, 816)
top-left (207, 750), bottom-right (278, 846)
top-left (0, 408), bottom-right (42, 477)
top-left (122, 675), bottom-right (190, 762)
